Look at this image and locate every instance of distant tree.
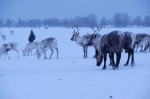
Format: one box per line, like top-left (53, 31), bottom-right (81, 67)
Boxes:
top-left (5, 19), bottom-right (12, 28)
top-left (113, 13), bottom-right (122, 27)
top-left (0, 19), bottom-right (4, 27)
top-left (100, 17), bottom-right (106, 27)
top-left (87, 14), bottom-right (98, 26)
top-left (113, 13), bottom-right (131, 27)
top-left (133, 16), bottom-right (142, 27)
top-left (37, 19), bottom-right (42, 28)
top-left (16, 19), bottom-right (22, 27)
top-left (121, 13), bottom-right (131, 27)
top-left (143, 16), bottom-right (150, 27)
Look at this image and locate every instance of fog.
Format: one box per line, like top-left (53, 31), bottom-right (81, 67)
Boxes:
top-left (0, 0), bottom-right (150, 20)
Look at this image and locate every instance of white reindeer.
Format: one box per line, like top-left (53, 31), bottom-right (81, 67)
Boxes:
top-left (37, 37), bottom-right (59, 59)
top-left (88, 26), bottom-right (102, 58)
top-left (133, 33), bottom-right (149, 52)
top-left (138, 35), bottom-right (150, 52)
top-left (71, 26), bottom-right (101, 58)
top-left (22, 41), bottom-right (40, 56)
top-left (10, 30), bottom-right (14, 35)
top-left (0, 32), bottom-right (6, 41)
top-left (0, 42), bottom-right (19, 59)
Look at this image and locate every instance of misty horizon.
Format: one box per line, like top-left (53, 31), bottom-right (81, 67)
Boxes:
top-left (0, 0), bottom-right (150, 20)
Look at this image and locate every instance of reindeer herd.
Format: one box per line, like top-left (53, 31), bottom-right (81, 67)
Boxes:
top-left (0, 27), bottom-right (150, 70)
top-left (70, 26), bottom-right (150, 70)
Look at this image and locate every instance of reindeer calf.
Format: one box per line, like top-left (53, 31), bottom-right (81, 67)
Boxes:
top-left (0, 42), bottom-right (19, 59)
top-left (37, 37), bottom-right (59, 59)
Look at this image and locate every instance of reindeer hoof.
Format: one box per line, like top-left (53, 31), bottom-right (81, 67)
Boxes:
top-left (124, 63), bottom-right (128, 66)
top-left (102, 67), bottom-right (106, 70)
top-left (131, 62), bottom-right (135, 66)
top-left (109, 63), bottom-right (115, 66)
top-left (112, 66), bottom-right (118, 70)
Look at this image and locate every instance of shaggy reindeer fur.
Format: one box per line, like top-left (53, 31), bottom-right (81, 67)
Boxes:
top-left (22, 41), bottom-right (40, 56)
top-left (37, 37), bottom-right (59, 59)
top-left (0, 42), bottom-right (19, 59)
top-left (133, 33), bottom-right (149, 52)
top-left (96, 31), bottom-right (135, 70)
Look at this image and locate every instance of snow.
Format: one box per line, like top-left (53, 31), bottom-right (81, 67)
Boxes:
top-left (0, 27), bottom-right (150, 99)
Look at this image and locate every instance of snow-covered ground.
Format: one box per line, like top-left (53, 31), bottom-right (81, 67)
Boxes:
top-left (0, 27), bottom-right (150, 99)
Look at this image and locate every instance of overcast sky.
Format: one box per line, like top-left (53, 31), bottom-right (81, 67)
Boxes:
top-left (0, 0), bottom-right (150, 20)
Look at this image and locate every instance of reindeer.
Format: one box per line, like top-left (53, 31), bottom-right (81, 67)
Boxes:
top-left (37, 37), bottom-right (59, 59)
top-left (137, 35), bottom-right (150, 52)
top-left (96, 31), bottom-right (124, 69)
top-left (71, 26), bottom-right (101, 58)
top-left (71, 26), bottom-right (90, 58)
top-left (88, 27), bottom-right (116, 65)
top-left (96, 31), bottom-right (136, 70)
top-left (22, 41), bottom-right (40, 56)
top-left (0, 33), bottom-right (6, 41)
top-left (0, 42), bottom-right (19, 59)
top-left (10, 30), bottom-right (14, 35)
top-left (123, 31), bottom-right (136, 66)
top-left (88, 26), bottom-right (102, 58)
top-left (133, 33), bottom-right (149, 52)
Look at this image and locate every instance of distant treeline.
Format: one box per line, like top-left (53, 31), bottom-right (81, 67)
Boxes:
top-left (0, 13), bottom-right (150, 28)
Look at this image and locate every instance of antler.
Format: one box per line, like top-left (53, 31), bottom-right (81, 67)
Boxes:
top-left (72, 25), bottom-right (80, 34)
top-left (74, 25), bottom-right (80, 33)
top-left (91, 25), bottom-right (102, 34)
top-left (72, 26), bottom-right (76, 34)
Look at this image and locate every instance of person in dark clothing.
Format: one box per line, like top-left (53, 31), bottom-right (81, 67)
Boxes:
top-left (28, 29), bottom-right (36, 43)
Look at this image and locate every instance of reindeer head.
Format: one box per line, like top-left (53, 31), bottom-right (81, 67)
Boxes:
top-left (71, 26), bottom-right (80, 41)
top-left (88, 25), bottom-right (102, 45)
top-left (21, 49), bottom-right (28, 56)
top-left (96, 50), bottom-right (103, 66)
top-left (37, 48), bottom-right (44, 59)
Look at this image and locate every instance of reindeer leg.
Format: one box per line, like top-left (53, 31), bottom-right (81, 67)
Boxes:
top-left (34, 50), bottom-right (37, 55)
top-left (143, 44), bottom-right (149, 52)
top-left (5, 51), bottom-right (10, 59)
top-left (85, 46), bottom-right (88, 58)
top-left (102, 52), bottom-right (107, 70)
top-left (14, 49), bottom-right (19, 59)
top-left (49, 48), bottom-right (54, 59)
top-left (109, 52), bottom-right (115, 66)
top-left (135, 45), bottom-right (139, 52)
top-left (42, 48), bottom-right (47, 59)
top-left (114, 52), bottom-right (121, 70)
top-left (83, 46), bottom-right (86, 58)
top-left (31, 50), bottom-right (33, 55)
top-left (131, 49), bottom-right (135, 66)
top-left (55, 47), bottom-right (59, 59)
top-left (93, 49), bottom-right (98, 58)
top-left (139, 45), bottom-right (143, 52)
top-left (149, 45), bottom-right (150, 52)
top-left (124, 52), bottom-right (130, 66)
top-left (27, 50), bottom-right (30, 56)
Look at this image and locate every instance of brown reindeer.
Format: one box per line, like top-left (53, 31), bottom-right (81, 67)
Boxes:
top-left (123, 31), bottom-right (136, 66)
top-left (96, 31), bottom-right (135, 70)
